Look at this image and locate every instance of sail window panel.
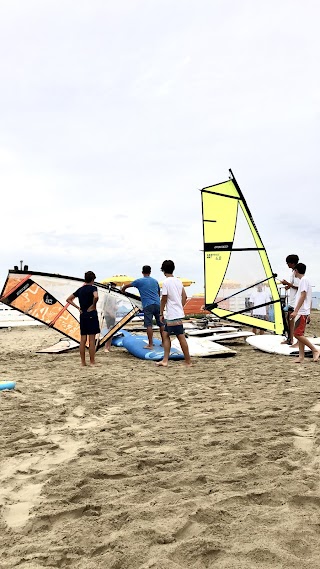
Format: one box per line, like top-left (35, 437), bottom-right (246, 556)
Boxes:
top-left (99, 289), bottom-right (140, 340)
top-left (233, 204), bottom-right (263, 251)
top-left (214, 250), bottom-right (273, 314)
top-left (33, 275), bottom-right (84, 320)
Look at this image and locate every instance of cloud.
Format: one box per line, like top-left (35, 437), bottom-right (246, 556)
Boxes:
top-left (0, 0), bottom-right (320, 295)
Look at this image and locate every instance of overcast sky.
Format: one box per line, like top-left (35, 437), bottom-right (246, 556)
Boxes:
top-left (1, 0), bottom-right (319, 296)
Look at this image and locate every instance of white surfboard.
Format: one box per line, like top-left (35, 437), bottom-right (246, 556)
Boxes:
top-left (36, 338), bottom-right (79, 353)
top-left (187, 329), bottom-right (254, 342)
top-left (186, 326), bottom-right (239, 337)
top-left (172, 336), bottom-right (236, 357)
top-left (246, 335), bottom-right (320, 356)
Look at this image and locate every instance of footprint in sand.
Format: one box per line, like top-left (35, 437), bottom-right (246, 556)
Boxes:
top-left (0, 434), bottom-right (83, 529)
top-left (291, 400), bottom-right (320, 465)
top-left (0, 404), bottom-right (126, 529)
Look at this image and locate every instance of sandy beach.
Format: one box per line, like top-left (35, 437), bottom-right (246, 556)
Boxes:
top-left (1, 315), bottom-right (320, 569)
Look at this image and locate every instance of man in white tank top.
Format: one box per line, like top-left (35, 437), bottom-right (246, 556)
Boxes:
top-left (155, 260), bottom-right (192, 367)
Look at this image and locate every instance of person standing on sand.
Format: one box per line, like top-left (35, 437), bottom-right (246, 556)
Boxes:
top-left (103, 282), bottom-right (118, 353)
top-left (121, 265), bottom-right (164, 349)
top-left (66, 271), bottom-right (100, 366)
top-left (249, 284), bottom-right (270, 335)
top-left (290, 263), bottom-right (320, 364)
top-left (156, 259), bottom-right (192, 368)
top-left (280, 254), bottom-right (300, 345)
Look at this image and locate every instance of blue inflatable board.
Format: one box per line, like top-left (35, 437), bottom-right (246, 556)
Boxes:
top-left (111, 330), bottom-right (132, 347)
top-left (122, 333), bottom-right (184, 361)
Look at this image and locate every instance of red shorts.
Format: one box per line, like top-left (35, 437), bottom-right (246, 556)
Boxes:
top-left (294, 315), bottom-right (308, 337)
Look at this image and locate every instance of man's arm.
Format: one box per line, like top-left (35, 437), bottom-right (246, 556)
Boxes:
top-left (290, 291), bottom-right (306, 319)
top-left (121, 282), bottom-right (133, 293)
top-left (281, 279), bottom-right (298, 291)
top-left (160, 295), bottom-right (167, 321)
top-left (181, 288), bottom-right (187, 307)
top-left (66, 293), bottom-right (80, 311)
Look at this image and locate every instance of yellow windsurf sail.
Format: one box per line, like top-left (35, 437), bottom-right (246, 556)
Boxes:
top-left (201, 169), bottom-right (286, 335)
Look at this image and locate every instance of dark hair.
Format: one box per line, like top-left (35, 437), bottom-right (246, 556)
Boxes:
top-left (161, 260), bottom-right (175, 274)
top-left (295, 262), bottom-right (306, 275)
top-left (286, 254), bottom-right (299, 265)
top-left (84, 271), bottom-right (96, 283)
top-left (142, 265), bottom-right (151, 274)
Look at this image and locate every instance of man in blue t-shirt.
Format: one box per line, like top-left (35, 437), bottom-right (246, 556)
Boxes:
top-left (122, 265), bottom-right (164, 348)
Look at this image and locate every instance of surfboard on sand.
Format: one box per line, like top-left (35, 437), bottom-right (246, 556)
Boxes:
top-left (186, 326), bottom-right (238, 337)
top-left (172, 336), bottom-right (236, 358)
top-left (36, 338), bottom-right (80, 353)
top-left (246, 335), bottom-right (320, 356)
top-left (187, 329), bottom-right (254, 342)
top-left (207, 331), bottom-right (254, 342)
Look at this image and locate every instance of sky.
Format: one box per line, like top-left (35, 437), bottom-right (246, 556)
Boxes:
top-left (1, 0), bottom-right (319, 297)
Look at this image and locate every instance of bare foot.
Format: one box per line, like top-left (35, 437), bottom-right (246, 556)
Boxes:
top-left (313, 351), bottom-right (320, 362)
top-left (184, 362), bottom-right (193, 367)
top-left (293, 358), bottom-right (303, 364)
top-left (144, 345), bottom-right (153, 349)
top-left (105, 348), bottom-right (110, 353)
top-left (155, 361), bottom-right (168, 367)
top-left (290, 342), bottom-right (298, 348)
top-left (81, 363), bottom-right (87, 367)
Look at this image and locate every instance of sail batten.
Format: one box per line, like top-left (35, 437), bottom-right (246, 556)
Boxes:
top-left (201, 171), bottom-right (286, 335)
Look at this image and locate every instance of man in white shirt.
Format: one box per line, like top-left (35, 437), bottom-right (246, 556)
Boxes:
top-left (280, 254), bottom-right (299, 344)
top-left (156, 259), bottom-right (191, 367)
top-left (249, 285), bottom-right (270, 335)
top-left (290, 263), bottom-right (319, 363)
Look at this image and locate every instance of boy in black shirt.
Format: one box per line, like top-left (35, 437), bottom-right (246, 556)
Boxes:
top-left (67, 271), bottom-right (100, 366)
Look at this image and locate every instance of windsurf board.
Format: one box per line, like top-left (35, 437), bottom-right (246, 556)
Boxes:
top-left (186, 326), bottom-right (238, 337)
top-left (171, 336), bottom-right (236, 357)
top-left (36, 338), bottom-right (80, 353)
top-left (205, 331), bottom-right (254, 342)
top-left (246, 335), bottom-right (320, 356)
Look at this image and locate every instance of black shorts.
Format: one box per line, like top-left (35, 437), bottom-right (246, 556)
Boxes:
top-left (164, 319), bottom-right (184, 337)
top-left (80, 310), bottom-right (100, 336)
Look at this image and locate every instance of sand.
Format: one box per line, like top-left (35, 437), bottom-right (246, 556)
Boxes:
top-left (1, 315), bottom-right (320, 569)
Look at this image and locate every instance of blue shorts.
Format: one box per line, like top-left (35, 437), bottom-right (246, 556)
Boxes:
top-left (80, 310), bottom-right (100, 336)
top-left (164, 319), bottom-right (184, 337)
top-left (143, 304), bottom-right (164, 328)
